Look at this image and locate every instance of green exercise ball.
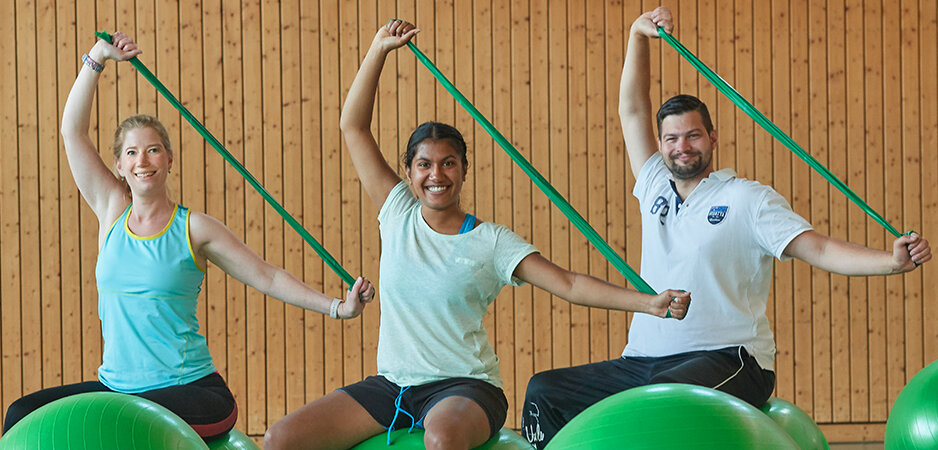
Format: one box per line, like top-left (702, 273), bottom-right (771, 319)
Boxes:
top-left (760, 397), bottom-right (829, 449)
top-left (546, 383), bottom-right (798, 450)
top-left (885, 360), bottom-right (938, 449)
top-left (0, 392), bottom-right (209, 449)
top-left (207, 428), bottom-right (259, 450)
top-left (353, 427), bottom-right (533, 449)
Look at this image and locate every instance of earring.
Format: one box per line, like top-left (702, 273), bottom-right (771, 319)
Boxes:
top-left (120, 176), bottom-right (125, 181)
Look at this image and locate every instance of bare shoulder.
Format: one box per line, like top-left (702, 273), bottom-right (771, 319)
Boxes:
top-left (188, 211), bottom-right (233, 250)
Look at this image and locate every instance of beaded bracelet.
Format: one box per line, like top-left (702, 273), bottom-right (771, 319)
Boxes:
top-left (82, 53), bottom-right (104, 73)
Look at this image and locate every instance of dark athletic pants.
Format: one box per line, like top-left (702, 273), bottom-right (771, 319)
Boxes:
top-left (521, 346), bottom-right (775, 449)
top-left (2, 372), bottom-right (237, 441)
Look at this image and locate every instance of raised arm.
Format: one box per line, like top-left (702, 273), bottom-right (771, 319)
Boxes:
top-left (61, 32), bottom-right (142, 219)
top-left (513, 254), bottom-right (690, 319)
top-left (783, 230), bottom-right (931, 275)
top-left (190, 212), bottom-right (375, 319)
top-left (620, 7), bottom-right (673, 178)
top-left (340, 19), bottom-right (420, 209)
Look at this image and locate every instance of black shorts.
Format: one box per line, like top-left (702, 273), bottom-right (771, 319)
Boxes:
top-left (340, 375), bottom-right (508, 439)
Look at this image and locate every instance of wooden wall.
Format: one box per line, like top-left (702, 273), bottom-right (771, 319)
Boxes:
top-left (0, 0), bottom-right (934, 443)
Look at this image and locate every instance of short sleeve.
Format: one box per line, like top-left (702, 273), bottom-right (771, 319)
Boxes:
top-left (492, 226), bottom-right (539, 287)
top-left (378, 181), bottom-right (419, 223)
top-left (752, 187), bottom-right (813, 261)
top-left (632, 153), bottom-right (667, 201)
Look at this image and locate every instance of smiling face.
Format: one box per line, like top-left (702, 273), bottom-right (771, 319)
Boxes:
top-left (114, 126), bottom-right (173, 196)
top-left (658, 110), bottom-right (717, 181)
top-left (405, 139), bottom-right (468, 213)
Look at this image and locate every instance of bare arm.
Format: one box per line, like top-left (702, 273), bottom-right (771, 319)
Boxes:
top-left (340, 20), bottom-right (420, 210)
top-left (783, 230), bottom-right (931, 275)
top-left (61, 32), bottom-right (142, 219)
top-left (512, 253), bottom-right (690, 319)
top-left (620, 7), bottom-right (673, 178)
top-left (190, 213), bottom-right (375, 318)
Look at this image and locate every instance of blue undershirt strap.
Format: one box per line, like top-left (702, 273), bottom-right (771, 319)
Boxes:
top-left (458, 214), bottom-right (476, 235)
top-left (387, 386), bottom-right (418, 445)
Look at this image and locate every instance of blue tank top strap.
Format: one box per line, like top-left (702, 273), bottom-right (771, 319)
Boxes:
top-left (458, 214), bottom-right (476, 235)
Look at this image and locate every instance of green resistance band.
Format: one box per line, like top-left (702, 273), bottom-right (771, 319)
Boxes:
top-left (406, 42), bottom-right (656, 296)
top-left (95, 30), bottom-right (355, 288)
top-left (657, 28), bottom-right (906, 239)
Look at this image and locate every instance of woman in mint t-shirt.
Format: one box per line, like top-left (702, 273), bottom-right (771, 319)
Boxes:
top-left (265, 19), bottom-right (691, 450)
top-left (2, 31), bottom-right (375, 442)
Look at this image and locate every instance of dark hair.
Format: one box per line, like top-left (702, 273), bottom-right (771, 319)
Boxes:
top-left (656, 94), bottom-right (713, 138)
top-left (403, 121), bottom-right (468, 169)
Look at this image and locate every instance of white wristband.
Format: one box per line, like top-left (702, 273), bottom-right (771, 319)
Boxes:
top-left (329, 298), bottom-right (342, 319)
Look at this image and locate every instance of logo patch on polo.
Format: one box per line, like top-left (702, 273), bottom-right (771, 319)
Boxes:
top-left (708, 205), bottom-right (728, 224)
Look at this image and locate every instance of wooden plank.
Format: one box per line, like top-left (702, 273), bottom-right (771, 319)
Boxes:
top-left (240, 0), bottom-right (266, 434)
top-left (529, 0), bottom-right (552, 372)
top-left (357, 0), bottom-right (379, 381)
top-left (753, 0), bottom-right (774, 338)
top-left (221, 0), bottom-right (247, 430)
top-left (0, 0), bottom-right (21, 416)
top-left (280, 0), bottom-right (306, 415)
top-left (733, 0), bottom-right (753, 181)
top-left (547, 0), bottom-right (570, 370)
top-left (899, 0), bottom-right (923, 383)
top-left (262, 0), bottom-right (286, 429)
top-left (179, 0), bottom-right (207, 358)
top-left (201, 0), bottom-right (229, 386)
top-left (338, 0), bottom-right (362, 389)
top-left (155, 0), bottom-right (181, 200)
top-left (300, 0), bottom-right (325, 402)
top-left (319, 0), bottom-right (344, 394)
top-left (808, 0), bottom-right (831, 423)
top-left (921, 0), bottom-right (938, 368)
top-left (16, 0), bottom-right (43, 397)
top-left (586, 0), bottom-right (609, 365)
top-left (826, 0), bottom-right (850, 423)
top-left (434, 0), bottom-right (455, 125)
top-left (491, 0), bottom-right (517, 420)
top-left (678, 0), bottom-right (697, 95)
top-left (863, 0), bottom-right (887, 422)
top-left (134, 0), bottom-right (158, 116)
top-left (714, 0), bottom-right (736, 169)
top-left (818, 422), bottom-right (885, 443)
top-left (881, 0), bottom-right (905, 414)
top-left (56, 0), bottom-right (82, 388)
top-left (566, 0), bottom-right (589, 369)
top-left (844, 0), bottom-right (869, 422)
top-left (604, 0), bottom-right (626, 360)
top-left (37, 0), bottom-right (63, 390)
top-left (770, 0), bottom-right (795, 402)
top-left (788, 0), bottom-right (814, 416)
top-left (510, 0), bottom-right (533, 428)
top-left (453, 0), bottom-right (475, 216)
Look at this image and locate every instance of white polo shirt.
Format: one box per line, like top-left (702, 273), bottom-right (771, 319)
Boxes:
top-left (623, 153), bottom-right (812, 370)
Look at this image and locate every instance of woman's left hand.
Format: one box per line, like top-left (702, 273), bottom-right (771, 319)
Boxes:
top-left (337, 276), bottom-right (375, 319)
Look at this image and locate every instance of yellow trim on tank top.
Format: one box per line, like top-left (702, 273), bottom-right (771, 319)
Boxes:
top-left (186, 209), bottom-right (205, 272)
top-left (124, 204), bottom-right (178, 240)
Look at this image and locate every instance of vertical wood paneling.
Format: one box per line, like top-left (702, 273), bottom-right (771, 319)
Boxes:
top-left (1, 1), bottom-right (934, 443)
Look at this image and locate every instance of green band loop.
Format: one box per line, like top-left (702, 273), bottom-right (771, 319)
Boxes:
top-left (96, 30), bottom-right (355, 288)
top-left (657, 28), bottom-right (906, 239)
top-left (406, 41), bottom-right (655, 295)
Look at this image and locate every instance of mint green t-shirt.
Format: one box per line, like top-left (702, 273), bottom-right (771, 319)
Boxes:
top-left (377, 182), bottom-right (538, 388)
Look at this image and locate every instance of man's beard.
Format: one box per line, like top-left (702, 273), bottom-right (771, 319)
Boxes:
top-left (665, 152), bottom-right (711, 180)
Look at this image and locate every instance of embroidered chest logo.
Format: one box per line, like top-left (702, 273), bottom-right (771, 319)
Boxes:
top-left (708, 205), bottom-right (729, 225)
top-left (651, 196), bottom-right (670, 225)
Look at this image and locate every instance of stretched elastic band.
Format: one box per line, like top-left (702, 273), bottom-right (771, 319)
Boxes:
top-left (657, 28), bottom-right (907, 239)
top-left (95, 30), bottom-right (355, 287)
top-left (406, 42), bottom-right (655, 296)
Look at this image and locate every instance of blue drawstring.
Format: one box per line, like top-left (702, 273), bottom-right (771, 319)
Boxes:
top-left (386, 386), bottom-right (419, 445)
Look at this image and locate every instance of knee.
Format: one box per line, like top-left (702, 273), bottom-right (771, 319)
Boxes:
top-left (424, 419), bottom-right (477, 450)
top-left (264, 418), bottom-right (297, 450)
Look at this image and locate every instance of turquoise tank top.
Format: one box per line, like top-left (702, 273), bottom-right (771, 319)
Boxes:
top-left (95, 204), bottom-right (215, 393)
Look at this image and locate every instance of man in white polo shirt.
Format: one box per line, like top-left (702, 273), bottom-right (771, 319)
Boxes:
top-left (520, 5), bottom-right (932, 449)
